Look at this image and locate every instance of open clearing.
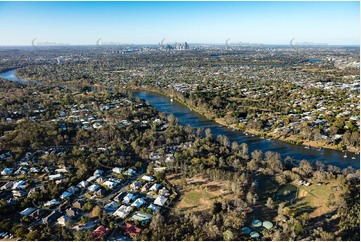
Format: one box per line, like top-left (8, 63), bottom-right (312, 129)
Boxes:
top-left (292, 180), bottom-right (341, 218)
top-left (167, 174), bottom-right (233, 212)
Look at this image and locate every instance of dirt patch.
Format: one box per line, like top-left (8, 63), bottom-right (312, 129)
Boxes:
top-left (167, 174), bottom-right (234, 212)
top-left (298, 189), bottom-right (308, 197)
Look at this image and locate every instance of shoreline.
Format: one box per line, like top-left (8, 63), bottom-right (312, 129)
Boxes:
top-left (131, 85), bottom-right (359, 154)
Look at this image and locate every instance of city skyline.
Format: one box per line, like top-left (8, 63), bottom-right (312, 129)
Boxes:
top-left (0, 1), bottom-right (360, 46)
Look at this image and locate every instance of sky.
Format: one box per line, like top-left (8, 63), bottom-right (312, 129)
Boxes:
top-left (0, 1), bottom-right (359, 46)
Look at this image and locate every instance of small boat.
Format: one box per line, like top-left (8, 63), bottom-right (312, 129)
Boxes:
top-left (352, 156), bottom-right (356, 160)
top-left (245, 133), bottom-right (248, 136)
top-left (343, 153), bottom-right (347, 158)
top-left (305, 145), bottom-right (310, 149)
top-left (170, 98), bottom-right (173, 102)
top-left (318, 147), bottom-right (322, 151)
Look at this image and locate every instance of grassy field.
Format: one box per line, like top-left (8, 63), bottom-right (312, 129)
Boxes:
top-left (167, 174), bottom-right (233, 212)
top-left (255, 176), bottom-right (341, 222)
top-left (291, 180), bottom-right (341, 218)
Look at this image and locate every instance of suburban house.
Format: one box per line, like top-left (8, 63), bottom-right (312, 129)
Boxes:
top-left (113, 192), bottom-right (126, 202)
top-left (49, 174), bottom-right (63, 181)
top-left (103, 201), bottom-right (120, 214)
top-left (91, 225), bottom-right (110, 240)
top-left (149, 183), bottom-right (161, 192)
top-left (125, 168), bottom-right (136, 176)
top-left (65, 208), bottom-right (80, 218)
top-left (112, 167), bottom-right (123, 174)
top-left (123, 193), bottom-right (136, 205)
top-left (44, 199), bottom-right (60, 207)
top-left (88, 184), bottom-right (100, 192)
top-left (28, 209), bottom-right (44, 220)
top-left (131, 197), bottom-right (147, 208)
top-left (73, 200), bottom-right (85, 209)
top-left (147, 204), bottom-right (160, 213)
top-left (93, 169), bottom-right (104, 177)
top-left (13, 190), bottom-right (26, 198)
top-left (19, 207), bottom-right (36, 216)
top-left (1, 168), bottom-right (14, 176)
top-left (57, 215), bottom-right (71, 226)
top-left (154, 196), bottom-right (168, 207)
top-left (113, 205), bottom-right (132, 219)
top-left (131, 181), bottom-right (143, 191)
top-left (131, 211), bottom-right (153, 223)
top-left (12, 180), bottom-right (26, 190)
top-left (141, 175), bottom-right (154, 182)
top-left (42, 211), bottom-right (61, 225)
top-left (103, 179), bottom-right (119, 189)
top-left (86, 175), bottom-right (98, 183)
top-left (122, 223), bottom-right (141, 237)
top-left (77, 180), bottom-right (89, 189)
top-left (1, 181), bottom-right (13, 190)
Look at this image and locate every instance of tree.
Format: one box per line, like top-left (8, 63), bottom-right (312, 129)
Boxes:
top-left (266, 197), bottom-right (274, 209)
top-left (150, 211), bottom-right (165, 232)
top-left (299, 159), bottom-right (313, 177)
top-left (205, 128), bottom-right (213, 139)
top-left (212, 96), bottom-right (222, 108)
top-left (14, 227), bottom-right (29, 239)
top-left (26, 230), bottom-right (41, 241)
top-left (90, 205), bottom-right (103, 218)
top-left (211, 202), bottom-right (222, 215)
top-left (222, 229), bottom-right (234, 241)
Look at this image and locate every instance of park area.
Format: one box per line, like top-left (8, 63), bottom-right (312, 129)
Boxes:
top-left (166, 174), bottom-right (234, 212)
top-left (257, 175), bottom-right (341, 219)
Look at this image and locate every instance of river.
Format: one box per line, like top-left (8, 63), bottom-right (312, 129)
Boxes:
top-left (0, 69), bottom-right (29, 83)
top-left (0, 70), bottom-right (359, 169)
top-left (133, 91), bottom-right (360, 169)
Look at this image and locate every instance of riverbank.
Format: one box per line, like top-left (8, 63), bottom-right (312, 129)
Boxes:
top-left (130, 85), bottom-right (358, 154)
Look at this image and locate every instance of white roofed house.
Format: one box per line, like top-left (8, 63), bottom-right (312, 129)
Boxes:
top-left (29, 167), bottom-right (41, 173)
top-left (88, 184), bottom-right (100, 192)
top-left (103, 179), bottom-right (120, 190)
top-left (1, 181), bottom-right (14, 190)
top-left (131, 181), bottom-right (143, 191)
top-left (12, 180), bottom-right (26, 190)
top-left (113, 205), bottom-right (132, 219)
top-left (112, 167), bottom-right (123, 174)
top-left (94, 169), bottom-right (104, 177)
top-left (86, 175), bottom-right (98, 183)
top-left (49, 174), bottom-right (63, 181)
top-left (123, 193), bottom-right (136, 205)
top-left (159, 187), bottom-right (170, 197)
top-left (77, 180), bottom-right (89, 189)
top-left (55, 167), bottom-right (69, 173)
top-left (126, 168), bottom-right (137, 176)
top-left (154, 196), bottom-right (168, 207)
top-left (14, 166), bottom-right (28, 175)
top-left (131, 198), bottom-right (147, 209)
top-left (19, 207), bottom-right (36, 216)
top-left (57, 215), bottom-right (71, 226)
top-left (141, 175), bottom-right (154, 182)
top-left (13, 190), bottom-right (26, 198)
top-left (44, 199), bottom-right (60, 207)
top-left (149, 183), bottom-right (161, 192)
top-left (147, 204), bottom-right (160, 213)
top-left (1, 168), bottom-right (14, 176)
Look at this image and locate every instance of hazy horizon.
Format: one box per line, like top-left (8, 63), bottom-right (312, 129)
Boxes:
top-left (0, 1), bottom-right (359, 46)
